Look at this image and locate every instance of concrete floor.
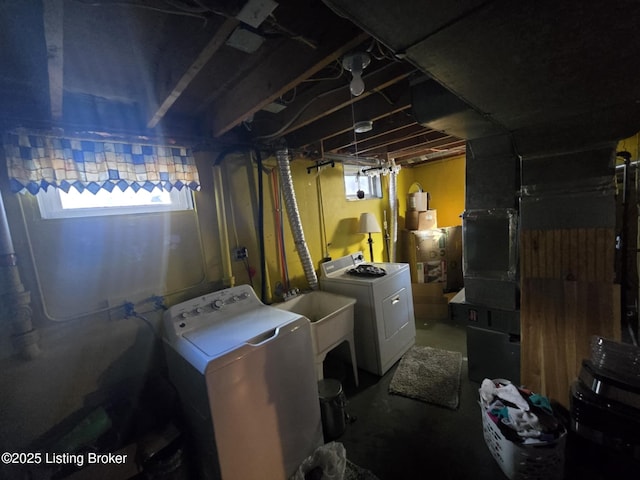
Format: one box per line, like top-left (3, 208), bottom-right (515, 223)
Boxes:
top-left (324, 316), bottom-right (640, 480)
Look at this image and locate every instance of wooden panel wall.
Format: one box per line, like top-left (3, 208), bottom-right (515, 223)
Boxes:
top-left (521, 228), bottom-right (620, 407)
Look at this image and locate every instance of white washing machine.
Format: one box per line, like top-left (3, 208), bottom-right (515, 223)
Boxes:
top-left (162, 284), bottom-right (323, 480)
top-left (319, 252), bottom-right (416, 376)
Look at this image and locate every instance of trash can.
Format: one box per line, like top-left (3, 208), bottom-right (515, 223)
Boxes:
top-left (318, 379), bottom-right (346, 441)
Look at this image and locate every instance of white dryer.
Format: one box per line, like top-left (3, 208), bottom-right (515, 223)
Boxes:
top-left (162, 284), bottom-right (323, 480)
top-left (319, 252), bottom-right (416, 376)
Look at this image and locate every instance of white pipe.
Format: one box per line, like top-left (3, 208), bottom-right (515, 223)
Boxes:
top-left (0, 190), bottom-right (15, 255)
top-left (276, 148), bottom-right (318, 290)
top-left (212, 165), bottom-right (235, 287)
top-left (388, 163), bottom-right (398, 262)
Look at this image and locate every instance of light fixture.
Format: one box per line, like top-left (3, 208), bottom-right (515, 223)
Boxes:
top-left (358, 212), bottom-right (382, 262)
top-left (225, 26), bottom-right (265, 54)
top-left (354, 120), bottom-right (373, 134)
top-left (342, 52), bottom-right (371, 97)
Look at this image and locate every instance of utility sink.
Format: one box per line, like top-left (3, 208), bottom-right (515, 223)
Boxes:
top-left (275, 290), bottom-right (358, 386)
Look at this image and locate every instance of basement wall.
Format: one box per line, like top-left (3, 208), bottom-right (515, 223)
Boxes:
top-left (0, 149), bottom-right (470, 457)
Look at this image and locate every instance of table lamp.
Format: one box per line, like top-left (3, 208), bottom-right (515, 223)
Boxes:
top-left (358, 212), bottom-right (382, 262)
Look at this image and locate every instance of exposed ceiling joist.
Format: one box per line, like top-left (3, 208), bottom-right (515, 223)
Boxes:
top-left (333, 123), bottom-right (429, 154)
top-left (387, 132), bottom-right (460, 156)
top-left (147, 17), bottom-right (239, 129)
top-left (42, 0), bottom-right (64, 122)
top-left (392, 137), bottom-right (467, 164)
top-left (288, 84), bottom-right (411, 149)
top-left (209, 30), bottom-right (370, 137)
top-left (253, 60), bottom-right (414, 140)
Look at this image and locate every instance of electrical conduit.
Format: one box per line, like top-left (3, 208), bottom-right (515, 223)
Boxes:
top-left (275, 148), bottom-right (318, 290)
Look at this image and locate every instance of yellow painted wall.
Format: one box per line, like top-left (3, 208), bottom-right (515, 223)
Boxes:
top-left (396, 154), bottom-right (466, 228)
top-left (616, 133), bottom-right (640, 163)
top-left (231, 155), bottom-right (390, 296)
top-left (0, 147), bottom-right (466, 452)
top-left (234, 152), bottom-right (467, 297)
top-left (613, 130), bottom-right (639, 176)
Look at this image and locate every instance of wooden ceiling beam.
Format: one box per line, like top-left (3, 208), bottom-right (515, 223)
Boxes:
top-left (376, 130), bottom-right (452, 155)
top-left (210, 26), bottom-right (369, 137)
top-left (43, 0), bottom-right (64, 122)
top-left (342, 125), bottom-right (440, 155)
top-left (391, 138), bottom-right (466, 162)
top-left (287, 83), bottom-right (411, 148)
top-left (323, 112), bottom-right (418, 151)
top-left (253, 61), bottom-right (414, 139)
top-left (147, 17), bottom-right (239, 129)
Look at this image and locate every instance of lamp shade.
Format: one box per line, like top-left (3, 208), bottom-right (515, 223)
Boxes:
top-left (358, 213), bottom-right (381, 234)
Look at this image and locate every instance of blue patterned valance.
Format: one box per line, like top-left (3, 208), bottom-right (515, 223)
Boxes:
top-left (4, 130), bottom-right (201, 194)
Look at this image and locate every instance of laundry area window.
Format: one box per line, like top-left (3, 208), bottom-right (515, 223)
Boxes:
top-left (36, 187), bottom-right (194, 219)
top-left (343, 164), bottom-right (382, 200)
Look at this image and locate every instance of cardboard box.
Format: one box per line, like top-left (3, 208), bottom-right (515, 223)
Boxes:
top-left (412, 282), bottom-right (445, 301)
top-left (403, 227), bottom-right (463, 291)
top-left (411, 283), bottom-right (449, 321)
top-left (407, 191), bottom-right (429, 211)
top-left (414, 302), bottom-right (449, 320)
top-left (405, 210), bottom-right (437, 230)
top-left (415, 260), bottom-right (447, 283)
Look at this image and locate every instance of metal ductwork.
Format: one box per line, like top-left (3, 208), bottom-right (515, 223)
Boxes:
top-left (276, 148), bottom-right (319, 290)
top-left (410, 77), bottom-right (506, 140)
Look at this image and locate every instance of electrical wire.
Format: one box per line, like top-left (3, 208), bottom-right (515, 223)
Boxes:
top-left (279, 87), bottom-right (297, 105)
top-left (366, 38), bottom-right (399, 62)
top-left (256, 63), bottom-right (410, 141)
top-left (302, 60), bottom-right (346, 82)
top-left (263, 14), bottom-right (318, 50)
top-left (164, 0), bottom-right (209, 13)
top-left (243, 257), bottom-right (254, 289)
top-left (125, 305), bottom-right (161, 340)
top-left (72, 0), bottom-right (211, 23)
top-left (316, 155), bottom-right (330, 259)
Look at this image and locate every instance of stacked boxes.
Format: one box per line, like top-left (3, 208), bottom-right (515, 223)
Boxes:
top-left (405, 191), bottom-right (437, 231)
top-left (404, 227), bottom-right (463, 292)
top-left (401, 225), bottom-right (463, 322)
top-left (405, 210), bottom-right (438, 231)
top-left (412, 283), bottom-right (449, 321)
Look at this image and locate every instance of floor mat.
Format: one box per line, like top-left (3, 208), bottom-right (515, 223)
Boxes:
top-left (388, 344), bottom-right (463, 409)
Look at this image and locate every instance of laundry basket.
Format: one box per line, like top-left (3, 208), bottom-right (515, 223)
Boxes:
top-left (480, 379), bottom-right (566, 480)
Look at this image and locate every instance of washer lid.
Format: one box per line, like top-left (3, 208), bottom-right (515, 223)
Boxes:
top-left (183, 307), bottom-right (303, 358)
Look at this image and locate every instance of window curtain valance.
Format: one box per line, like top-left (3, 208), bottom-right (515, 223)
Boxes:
top-left (4, 130), bottom-right (201, 195)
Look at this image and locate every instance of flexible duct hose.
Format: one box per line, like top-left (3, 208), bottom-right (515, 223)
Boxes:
top-left (389, 166), bottom-right (398, 262)
top-left (276, 148), bottom-right (318, 290)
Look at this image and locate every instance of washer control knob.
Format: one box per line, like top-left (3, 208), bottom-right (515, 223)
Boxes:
top-left (181, 312), bottom-right (190, 318)
top-left (195, 307), bottom-right (204, 314)
top-left (212, 299), bottom-right (224, 310)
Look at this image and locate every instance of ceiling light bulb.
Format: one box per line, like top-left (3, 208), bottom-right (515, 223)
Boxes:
top-left (350, 71), bottom-right (365, 96)
top-left (342, 52), bottom-right (371, 97)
